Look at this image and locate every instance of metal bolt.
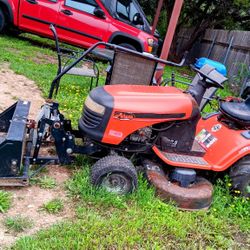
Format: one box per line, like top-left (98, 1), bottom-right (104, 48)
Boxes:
top-left (66, 148), bottom-right (73, 154)
top-left (11, 160), bottom-right (18, 174)
top-left (11, 160), bottom-right (17, 166)
top-left (53, 122), bottom-right (61, 129)
top-left (69, 136), bottom-right (73, 140)
top-left (62, 137), bottom-right (66, 141)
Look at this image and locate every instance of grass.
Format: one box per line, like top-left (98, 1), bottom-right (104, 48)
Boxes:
top-left (4, 216), bottom-right (33, 233)
top-left (0, 32), bottom-right (248, 249)
top-left (0, 190), bottom-right (12, 213)
top-left (12, 168), bottom-right (250, 249)
top-left (31, 175), bottom-right (57, 189)
top-left (42, 199), bottom-right (64, 214)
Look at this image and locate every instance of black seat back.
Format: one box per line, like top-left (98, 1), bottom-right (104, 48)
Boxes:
top-left (107, 50), bottom-right (157, 86)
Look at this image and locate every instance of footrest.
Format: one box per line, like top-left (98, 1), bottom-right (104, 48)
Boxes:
top-left (164, 153), bottom-right (208, 165)
top-left (152, 146), bottom-right (211, 170)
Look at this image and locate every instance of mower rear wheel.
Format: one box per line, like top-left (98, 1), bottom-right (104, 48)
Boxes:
top-left (90, 155), bottom-right (138, 195)
top-left (230, 156), bottom-right (250, 197)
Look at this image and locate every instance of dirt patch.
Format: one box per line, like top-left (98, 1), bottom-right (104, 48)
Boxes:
top-left (30, 52), bottom-right (58, 65)
top-left (0, 64), bottom-right (44, 118)
top-left (0, 167), bottom-right (74, 248)
top-left (0, 64), bottom-right (74, 249)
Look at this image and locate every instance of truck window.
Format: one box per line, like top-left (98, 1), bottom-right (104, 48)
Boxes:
top-left (116, 0), bottom-right (138, 22)
top-left (65, 0), bottom-right (98, 14)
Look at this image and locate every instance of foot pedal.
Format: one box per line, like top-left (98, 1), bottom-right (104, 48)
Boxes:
top-left (191, 140), bottom-right (206, 155)
top-left (164, 153), bottom-right (208, 166)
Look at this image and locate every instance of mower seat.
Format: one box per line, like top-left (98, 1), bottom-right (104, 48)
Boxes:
top-left (220, 98), bottom-right (250, 125)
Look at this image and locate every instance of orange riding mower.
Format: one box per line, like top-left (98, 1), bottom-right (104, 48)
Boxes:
top-left (0, 42), bottom-right (249, 210)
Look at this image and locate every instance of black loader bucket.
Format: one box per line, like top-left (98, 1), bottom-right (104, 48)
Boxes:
top-left (0, 100), bottom-right (30, 186)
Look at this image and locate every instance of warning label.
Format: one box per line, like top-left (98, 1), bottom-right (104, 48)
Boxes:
top-left (195, 129), bottom-right (217, 149)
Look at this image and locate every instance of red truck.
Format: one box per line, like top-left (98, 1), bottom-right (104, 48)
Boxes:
top-left (0, 0), bottom-right (158, 53)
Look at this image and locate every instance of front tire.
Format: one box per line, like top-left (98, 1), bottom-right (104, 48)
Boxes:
top-left (90, 155), bottom-right (138, 195)
top-left (230, 156), bottom-right (250, 197)
top-left (118, 43), bottom-right (137, 51)
top-left (0, 9), bottom-right (6, 33)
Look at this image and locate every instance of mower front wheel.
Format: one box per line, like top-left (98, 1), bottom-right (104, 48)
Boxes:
top-left (230, 156), bottom-right (250, 197)
top-left (90, 155), bottom-right (138, 195)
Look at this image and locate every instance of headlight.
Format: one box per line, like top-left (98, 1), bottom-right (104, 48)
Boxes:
top-left (84, 96), bottom-right (105, 115)
top-left (147, 38), bottom-right (154, 47)
top-left (147, 38), bottom-right (154, 53)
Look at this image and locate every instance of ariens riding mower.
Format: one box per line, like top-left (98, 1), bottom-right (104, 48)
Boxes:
top-left (0, 42), bottom-right (249, 210)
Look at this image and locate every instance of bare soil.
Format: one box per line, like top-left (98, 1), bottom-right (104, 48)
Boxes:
top-left (0, 65), bottom-right (74, 249)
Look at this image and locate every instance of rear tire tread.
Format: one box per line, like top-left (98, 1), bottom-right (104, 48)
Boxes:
top-left (230, 156), bottom-right (250, 197)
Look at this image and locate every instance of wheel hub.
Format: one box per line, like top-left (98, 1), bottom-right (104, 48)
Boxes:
top-left (101, 173), bottom-right (131, 195)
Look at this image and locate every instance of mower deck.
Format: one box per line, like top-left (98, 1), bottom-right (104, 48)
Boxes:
top-left (144, 160), bottom-right (213, 210)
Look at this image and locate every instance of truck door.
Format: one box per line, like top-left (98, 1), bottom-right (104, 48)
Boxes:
top-left (57, 0), bottom-right (109, 48)
top-left (18, 0), bottom-right (60, 36)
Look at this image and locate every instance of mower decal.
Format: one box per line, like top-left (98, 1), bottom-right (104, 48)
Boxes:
top-left (114, 112), bottom-right (135, 120)
top-left (239, 146), bottom-right (250, 154)
top-left (109, 130), bottom-right (123, 138)
top-left (211, 124), bottom-right (222, 132)
top-left (195, 129), bottom-right (217, 149)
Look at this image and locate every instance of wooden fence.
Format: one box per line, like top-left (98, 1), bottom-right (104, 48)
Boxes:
top-left (175, 28), bottom-right (250, 87)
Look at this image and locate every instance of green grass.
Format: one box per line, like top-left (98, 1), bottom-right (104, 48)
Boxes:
top-left (0, 33), bottom-right (249, 249)
top-left (0, 190), bottom-right (12, 213)
top-left (31, 176), bottom-right (57, 189)
top-left (12, 168), bottom-right (250, 249)
top-left (42, 199), bottom-right (64, 214)
top-left (4, 216), bottom-right (33, 233)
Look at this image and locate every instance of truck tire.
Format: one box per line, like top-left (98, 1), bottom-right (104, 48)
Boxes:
top-left (118, 43), bottom-right (137, 51)
top-left (230, 156), bottom-right (250, 197)
top-left (90, 155), bottom-right (138, 194)
top-left (0, 9), bottom-right (6, 33)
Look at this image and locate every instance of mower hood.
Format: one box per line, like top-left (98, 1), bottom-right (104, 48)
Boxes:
top-left (103, 85), bottom-right (194, 117)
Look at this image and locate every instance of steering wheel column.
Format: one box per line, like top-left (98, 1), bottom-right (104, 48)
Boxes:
top-left (188, 64), bottom-right (228, 106)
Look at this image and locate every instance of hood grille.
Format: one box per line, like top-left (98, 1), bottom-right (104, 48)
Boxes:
top-left (82, 107), bottom-right (103, 128)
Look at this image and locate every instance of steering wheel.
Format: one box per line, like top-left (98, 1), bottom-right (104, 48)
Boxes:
top-left (191, 65), bottom-right (227, 89)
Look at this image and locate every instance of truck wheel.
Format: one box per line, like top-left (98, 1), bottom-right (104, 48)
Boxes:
top-left (118, 43), bottom-right (137, 51)
top-left (230, 156), bottom-right (250, 197)
top-left (0, 9), bottom-right (6, 33)
top-left (90, 155), bottom-right (138, 194)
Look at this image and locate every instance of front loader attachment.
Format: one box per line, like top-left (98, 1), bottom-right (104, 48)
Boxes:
top-left (0, 101), bottom-right (30, 186)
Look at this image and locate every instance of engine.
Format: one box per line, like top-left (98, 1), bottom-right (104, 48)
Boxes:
top-left (129, 127), bottom-right (152, 143)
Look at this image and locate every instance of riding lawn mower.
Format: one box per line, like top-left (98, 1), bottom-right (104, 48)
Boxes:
top-left (0, 41), bottom-right (249, 211)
